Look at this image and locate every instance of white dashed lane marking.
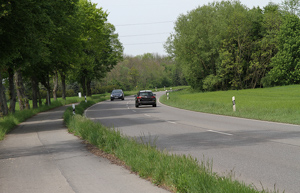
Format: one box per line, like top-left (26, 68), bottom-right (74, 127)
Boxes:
top-left (207, 130), bottom-right (232, 136)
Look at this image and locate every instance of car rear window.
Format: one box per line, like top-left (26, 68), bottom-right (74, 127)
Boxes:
top-left (140, 92), bottom-right (153, 96)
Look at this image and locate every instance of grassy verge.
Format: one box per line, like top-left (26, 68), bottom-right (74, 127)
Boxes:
top-left (0, 94), bottom-right (108, 141)
top-left (64, 98), bottom-right (276, 193)
top-left (160, 85), bottom-right (300, 125)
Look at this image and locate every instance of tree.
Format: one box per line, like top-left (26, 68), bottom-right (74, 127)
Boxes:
top-left (282, 0), bottom-right (300, 16)
top-left (46, 0), bottom-right (81, 101)
top-left (103, 54), bottom-right (176, 90)
top-left (0, 0), bottom-right (55, 112)
top-left (165, 0), bottom-right (286, 90)
top-left (218, 2), bottom-right (253, 89)
top-left (74, 0), bottom-right (123, 97)
top-left (165, 3), bottom-right (220, 90)
top-left (264, 14), bottom-right (300, 85)
top-left (250, 3), bottom-right (282, 88)
top-left (0, 70), bottom-right (8, 116)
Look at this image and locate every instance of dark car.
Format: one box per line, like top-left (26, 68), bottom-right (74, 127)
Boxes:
top-left (135, 90), bottom-right (156, 107)
top-left (111, 89), bottom-right (124, 101)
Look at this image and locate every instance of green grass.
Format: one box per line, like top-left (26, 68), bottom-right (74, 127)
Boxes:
top-left (160, 85), bottom-right (300, 125)
top-left (64, 97), bottom-right (278, 193)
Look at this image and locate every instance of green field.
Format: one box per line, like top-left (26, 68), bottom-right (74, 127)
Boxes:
top-left (160, 85), bottom-right (300, 125)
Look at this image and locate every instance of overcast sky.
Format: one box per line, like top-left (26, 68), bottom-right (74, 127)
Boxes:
top-left (92, 0), bottom-right (283, 57)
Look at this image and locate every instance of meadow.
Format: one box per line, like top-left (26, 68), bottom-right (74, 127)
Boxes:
top-left (160, 85), bottom-right (300, 125)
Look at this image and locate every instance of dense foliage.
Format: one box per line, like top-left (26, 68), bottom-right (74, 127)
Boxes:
top-left (103, 53), bottom-right (187, 91)
top-left (165, 0), bottom-right (300, 91)
top-left (0, 0), bottom-right (123, 115)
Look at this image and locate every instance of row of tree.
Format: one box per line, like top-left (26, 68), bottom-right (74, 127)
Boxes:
top-left (0, 0), bottom-right (123, 116)
top-left (102, 53), bottom-right (186, 91)
top-left (165, 0), bottom-right (300, 91)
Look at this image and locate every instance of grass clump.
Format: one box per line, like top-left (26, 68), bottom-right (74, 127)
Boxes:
top-left (64, 98), bottom-right (276, 193)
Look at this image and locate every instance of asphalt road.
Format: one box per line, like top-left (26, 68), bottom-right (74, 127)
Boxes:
top-left (85, 91), bottom-right (300, 193)
top-left (0, 105), bottom-right (169, 193)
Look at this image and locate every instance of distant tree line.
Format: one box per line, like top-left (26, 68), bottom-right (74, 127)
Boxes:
top-left (165, 0), bottom-right (300, 91)
top-left (0, 0), bottom-right (123, 116)
top-left (102, 53), bottom-right (187, 91)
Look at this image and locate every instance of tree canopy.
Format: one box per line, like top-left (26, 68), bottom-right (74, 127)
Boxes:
top-left (0, 0), bottom-right (123, 115)
top-left (165, 0), bottom-right (300, 91)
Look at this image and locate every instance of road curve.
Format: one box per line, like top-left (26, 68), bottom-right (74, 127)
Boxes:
top-left (85, 91), bottom-right (300, 193)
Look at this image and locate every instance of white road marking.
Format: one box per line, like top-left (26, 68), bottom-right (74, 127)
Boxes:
top-left (207, 130), bottom-right (232, 136)
top-left (144, 114), bottom-right (151, 117)
top-left (132, 110), bottom-right (136, 112)
top-left (168, 121), bottom-right (177, 124)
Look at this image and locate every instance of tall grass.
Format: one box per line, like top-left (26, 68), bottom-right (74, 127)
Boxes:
top-left (160, 85), bottom-right (300, 125)
top-left (64, 98), bottom-right (277, 193)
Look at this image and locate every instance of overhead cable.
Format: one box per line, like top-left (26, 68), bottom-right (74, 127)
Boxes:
top-left (116, 21), bottom-right (174, 26)
top-left (120, 32), bottom-right (170, 37)
top-left (124, 42), bottom-right (165, 46)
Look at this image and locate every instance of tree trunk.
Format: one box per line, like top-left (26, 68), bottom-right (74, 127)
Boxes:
top-left (38, 87), bottom-right (42, 107)
top-left (31, 77), bottom-right (38, 109)
top-left (0, 72), bottom-right (8, 116)
top-left (8, 67), bottom-right (16, 113)
top-left (80, 76), bottom-right (86, 97)
top-left (46, 90), bottom-right (50, 106)
top-left (53, 71), bottom-right (58, 100)
top-left (14, 69), bottom-right (30, 110)
top-left (60, 72), bottom-right (66, 100)
top-left (46, 76), bottom-right (51, 106)
top-left (87, 79), bottom-right (92, 96)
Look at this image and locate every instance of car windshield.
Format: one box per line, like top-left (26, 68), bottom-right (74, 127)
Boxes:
top-left (140, 92), bottom-right (153, 96)
top-left (112, 90), bottom-right (122, 94)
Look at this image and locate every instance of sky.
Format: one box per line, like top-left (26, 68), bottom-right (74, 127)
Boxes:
top-left (92, 0), bottom-right (283, 57)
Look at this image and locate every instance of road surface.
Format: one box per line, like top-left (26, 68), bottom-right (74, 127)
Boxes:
top-left (85, 91), bottom-right (300, 193)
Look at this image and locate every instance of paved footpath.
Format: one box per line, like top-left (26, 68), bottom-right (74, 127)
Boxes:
top-left (0, 106), bottom-right (169, 193)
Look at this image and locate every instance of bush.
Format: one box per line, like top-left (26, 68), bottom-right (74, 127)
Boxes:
top-left (203, 74), bottom-right (222, 91)
top-left (93, 85), bottom-right (119, 94)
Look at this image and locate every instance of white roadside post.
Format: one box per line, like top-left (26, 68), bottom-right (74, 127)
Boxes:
top-left (167, 92), bottom-right (170, 100)
top-left (232, 96), bottom-right (236, 112)
top-left (72, 104), bottom-right (76, 115)
top-left (85, 96), bottom-right (87, 103)
top-left (78, 92), bottom-right (82, 98)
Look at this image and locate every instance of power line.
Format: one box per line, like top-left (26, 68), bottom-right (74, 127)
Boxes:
top-left (120, 32), bottom-right (170, 37)
top-left (115, 21), bottom-right (174, 27)
top-left (124, 42), bottom-right (165, 46)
